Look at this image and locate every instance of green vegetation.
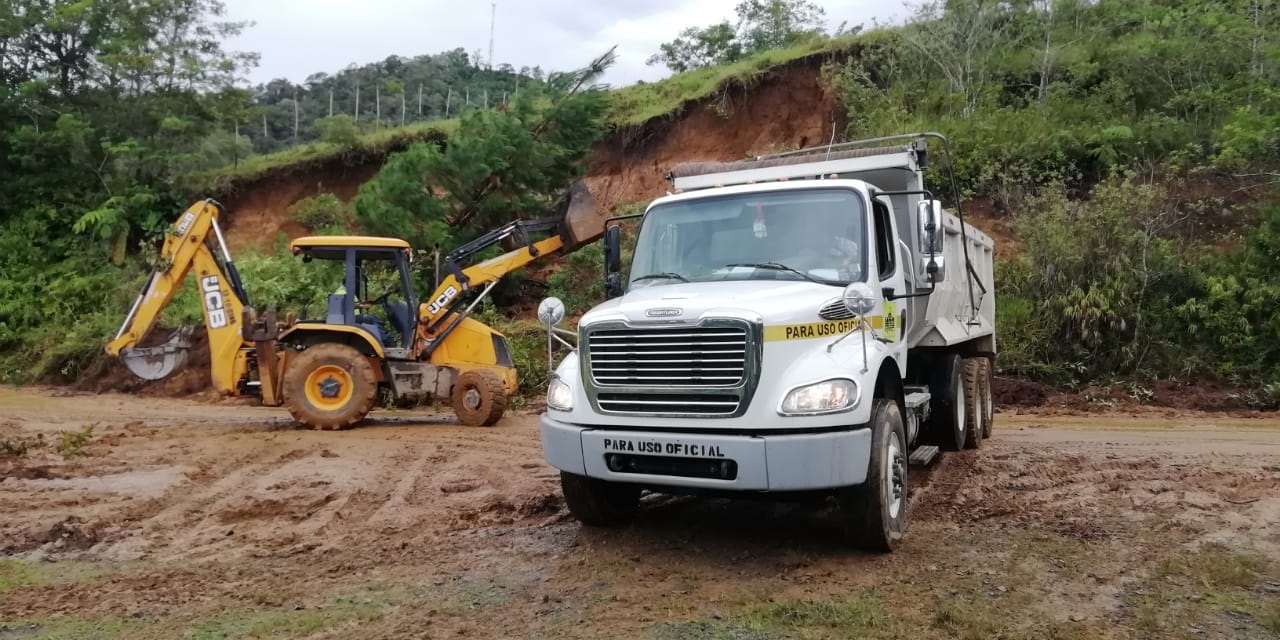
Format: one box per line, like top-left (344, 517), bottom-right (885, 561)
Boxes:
top-left (353, 50), bottom-right (614, 249)
top-left (288, 194), bottom-right (353, 234)
top-left (645, 0), bottom-right (834, 73)
top-left (1125, 544), bottom-right (1280, 637)
top-left (0, 558), bottom-right (112, 593)
top-left (2, 0), bottom-right (1279, 398)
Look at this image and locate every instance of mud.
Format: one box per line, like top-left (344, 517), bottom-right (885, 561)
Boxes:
top-left (1, 387), bottom-right (1278, 638)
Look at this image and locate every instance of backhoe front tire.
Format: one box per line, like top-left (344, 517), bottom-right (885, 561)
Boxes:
top-left (282, 343), bottom-right (378, 430)
top-left (451, 369), bottom-right (508, 427)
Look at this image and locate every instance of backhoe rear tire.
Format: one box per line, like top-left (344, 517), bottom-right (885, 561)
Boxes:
top-left (282, 343), bottom-right (378, 430)
top-left (451, 369), bottom-right (508, 427)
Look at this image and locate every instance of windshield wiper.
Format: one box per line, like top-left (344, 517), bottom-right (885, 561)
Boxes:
top-left (631, 272), bottom-right (690, 283)
top-left (723, 262), bottom-right (828, 285)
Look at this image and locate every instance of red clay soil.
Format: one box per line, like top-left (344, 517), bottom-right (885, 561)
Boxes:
top-left (219, 161), bottom-right (383, 252)
top-left (585, 62), bottom-right (846, 211)
top-left (994, 375), bottom-right (1278, 414)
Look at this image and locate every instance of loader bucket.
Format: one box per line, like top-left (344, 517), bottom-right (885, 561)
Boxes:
top-left (121, 326), bottom-right (194, 381)
top-left (557, 180), bottom-right (607, 252)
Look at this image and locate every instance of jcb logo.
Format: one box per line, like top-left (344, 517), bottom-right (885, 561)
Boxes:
top-left (174, 212), bottom-right (196, 237)
top-left (202, 276), bottom-right (229, 329)
top-left (428, 285), bottom-right (458, 315)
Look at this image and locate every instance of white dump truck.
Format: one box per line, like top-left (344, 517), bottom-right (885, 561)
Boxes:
top-left (535, 133), bottom-right (996, 551)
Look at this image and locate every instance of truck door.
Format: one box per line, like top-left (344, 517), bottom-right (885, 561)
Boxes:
top-left (871, 194), bottom-right (908, 363)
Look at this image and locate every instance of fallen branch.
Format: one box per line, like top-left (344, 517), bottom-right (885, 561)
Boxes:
top-left (1223, 497), bottom-right (1260, 505)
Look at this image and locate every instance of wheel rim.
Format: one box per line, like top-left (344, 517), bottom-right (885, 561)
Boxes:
top-left (887, 430), bottom-right (906, 519)
top-left (463, 387), bottom-right (481, 410)
top-left (955, 372), bottom-right (966, 438)
top-left (304, 365), bottom-right (354, 411)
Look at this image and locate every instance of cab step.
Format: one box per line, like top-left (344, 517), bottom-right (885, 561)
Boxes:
top-left (908, 445), bottom-right (940, 467)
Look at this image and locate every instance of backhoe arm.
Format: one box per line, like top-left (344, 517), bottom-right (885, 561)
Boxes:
top-left (107, 200), bottom-right (251, 392)
top-left (421, 223), bottom-right (566, 330)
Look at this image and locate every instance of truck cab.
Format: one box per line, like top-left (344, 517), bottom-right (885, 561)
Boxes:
top-left (537, 134), bottom-right (996, 551)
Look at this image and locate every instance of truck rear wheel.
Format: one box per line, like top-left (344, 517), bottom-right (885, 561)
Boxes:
top-left (930, 353), bottom-right (967, 451)
top-left (282, 343), bottom-right (378, 430)
top-left (978, 358), bottom-right (994, 439)
top-left (961, 358), bottom-right (983, 449)
top-left (560, 472), bottom-right (641, 527)
top-left (838, 398), bottom-right (907, 552)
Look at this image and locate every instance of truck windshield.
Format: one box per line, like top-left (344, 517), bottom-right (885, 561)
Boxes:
top-left (628, 188), bottom-right (868, 289)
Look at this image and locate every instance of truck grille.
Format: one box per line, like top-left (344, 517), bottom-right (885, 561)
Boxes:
top-left (587, 327), bottom-right (747, 387)
top-left (597, 393), bottom-right (741, 416)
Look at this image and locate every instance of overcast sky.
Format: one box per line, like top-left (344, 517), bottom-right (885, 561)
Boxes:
top-left (221, 0), bottom-right (911, 89)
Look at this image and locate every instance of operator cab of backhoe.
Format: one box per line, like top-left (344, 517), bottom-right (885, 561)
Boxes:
top-left (290, 236), bottom-right (418, 354)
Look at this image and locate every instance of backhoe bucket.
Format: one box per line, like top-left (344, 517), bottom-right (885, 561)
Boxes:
top-left (121, 326), bottom-right (194, 381)
top-left (557, 180), bottom-right (606, 252)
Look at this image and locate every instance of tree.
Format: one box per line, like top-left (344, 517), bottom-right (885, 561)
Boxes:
top-left (647, 0), bottom-right (827, 72)
top-left (735, 0), bottom-right (827, 53)
top-left (646, 22), bottom-right (742, 73)
top-left (353, 49), bottom-right (616, 249)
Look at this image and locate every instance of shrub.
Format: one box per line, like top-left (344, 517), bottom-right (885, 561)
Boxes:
top-left (288, 194), bottom-right (351, 233)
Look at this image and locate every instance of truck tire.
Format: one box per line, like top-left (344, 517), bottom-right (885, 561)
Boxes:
top-left (961, 358), bottom-right (983, 449)
top-left (838, 398), bottom-right (908, 552)
top-left (929, 353), bottom-right (967, 451)
top-left (978, 358), bottom-right (994, 439)
top-left (282, 343), bottom-right (378, 430)
top-left (560, 472), bottom-right (641, 527)
top-left (451, 369), bottom-right (508, 427)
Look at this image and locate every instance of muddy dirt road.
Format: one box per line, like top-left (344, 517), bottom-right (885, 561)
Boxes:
top-left (1, 387), bottom-right (1278, 639)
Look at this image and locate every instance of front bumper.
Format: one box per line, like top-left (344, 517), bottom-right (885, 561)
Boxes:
top-left (540, 415), bottom-right (872, 491)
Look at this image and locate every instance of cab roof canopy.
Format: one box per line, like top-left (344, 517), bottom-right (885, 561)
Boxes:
top-left (290, 236), bottom-right (411, 261)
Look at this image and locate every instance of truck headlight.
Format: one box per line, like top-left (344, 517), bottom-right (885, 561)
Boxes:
top-left (778, 378), bottom-right (859, 415)
top-left (547, 376), bottom-right (573, 411)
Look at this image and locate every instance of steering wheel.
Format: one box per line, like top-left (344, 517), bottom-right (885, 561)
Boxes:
top-left (358, 283), bottom-right (397, 310)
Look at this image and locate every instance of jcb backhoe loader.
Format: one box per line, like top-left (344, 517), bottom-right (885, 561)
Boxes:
top-left (106, 182), bottom-right (600, 429)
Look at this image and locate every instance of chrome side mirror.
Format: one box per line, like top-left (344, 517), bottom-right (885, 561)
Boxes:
top-left (537, 297), bottom-right (577, 366)
top-left (916, 199), bottom-right (946, 283)
top-left (833, 282), bottom-right (879, 372)
top-left (841, 282), bottom-right (877, 317)
top-left (537, 296), bottom-right (566, 327)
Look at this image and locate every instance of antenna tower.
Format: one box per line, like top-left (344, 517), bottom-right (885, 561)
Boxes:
top-left (488, 3), bottom-right (496, 70)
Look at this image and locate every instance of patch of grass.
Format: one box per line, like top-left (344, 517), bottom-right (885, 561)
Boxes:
top-left (656, 594), bottom-right (897, 640)
top-left (183, 594), bottom-right (392, 639)
top-left (1156, 545), bottom-right (1268, 590)
top-left (0, 617), bottom-right (145, 640)
top-left (1123, 544), bottom-right (1278, 638)
top-left (607, 35), bottom-right (859, 128)
top-left (0, 558), bottom-right (113, 593)
top-left (0, 432), bottom-right (45, 456)
top-left (54, 423), bottom-right (95, 459)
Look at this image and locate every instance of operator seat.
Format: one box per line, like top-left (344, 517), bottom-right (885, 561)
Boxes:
top-left (386, 301), bottom-right (413, 347)
top-left (325, 294), bottom-right (345, 324)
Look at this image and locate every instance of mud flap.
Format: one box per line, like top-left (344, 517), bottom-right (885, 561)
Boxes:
top-left (121, 326), bottom-right (194, 380)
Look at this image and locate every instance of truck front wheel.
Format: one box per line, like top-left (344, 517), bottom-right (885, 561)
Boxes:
top-left (838, 398), bottom-right (908, 552)
top-left (560, 472), bottom-right (641, 527)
